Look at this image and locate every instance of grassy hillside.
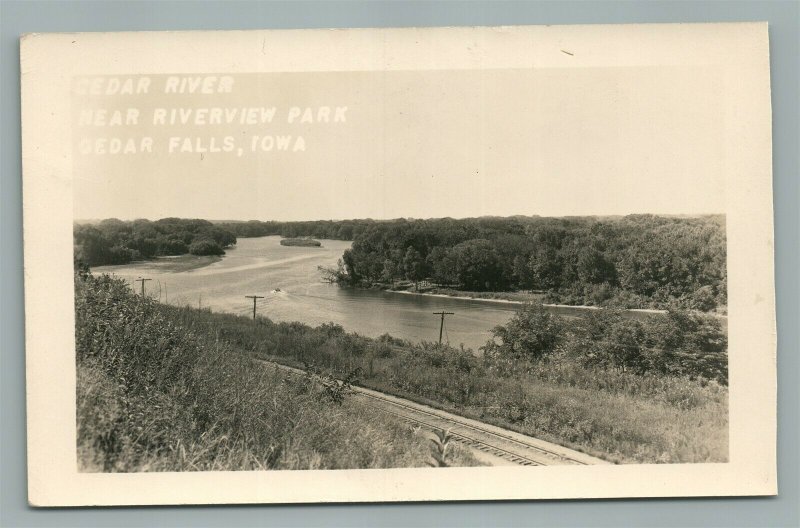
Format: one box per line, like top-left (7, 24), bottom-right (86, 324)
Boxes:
top-left (77, 272), bottom-right (727, 468)
top-left (163, 300), bottom-right (728, 464)
top-left (75, 274), bottom-right (479, 471)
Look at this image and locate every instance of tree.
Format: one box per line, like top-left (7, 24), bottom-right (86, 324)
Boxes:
top-left (188, 238), bottom-right (224, 256)
top-left (427, 246), bottom-right (456, 286)
top-left (74, 218), bottom-right (237, 266)
top-left (381, 258), bottom-right (400, 286)
top-left (602, 319), bottom-right (647, 373)
top-left (512, 255), bottom-right (533, 290)
top-left (403, 247), bottom-right (426, 290)
top-left (528, 246), bottom-right (563, 290)
top-left (482, 303), bottom-right (562, 363)
top-left (569, 310), bottom-right (646, 373)
top-left (341, 249), bottom-right (361, 284)
top-left (450, 239), bottom-right (502, 291)
top-left (576, 247), bottom-right (617, 285)
top-left (688, 285), bottom-right (718, 311)
top-left (318, 259), bottom-right (349, 284)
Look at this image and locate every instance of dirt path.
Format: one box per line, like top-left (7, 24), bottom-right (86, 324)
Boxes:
top-left (259, 360), bottom-right (610, 467)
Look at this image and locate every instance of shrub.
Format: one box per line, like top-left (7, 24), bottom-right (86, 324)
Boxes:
top-left (482, 303), bottom-right (562, 364)
top-left (688, 285), bottom-right (718, 311)
top-left (427, 429), bottom-right (453, 467)
top-left (565, 308), bottom-right (728, 384)
top-left (188, 238), bottom-right (224, 256)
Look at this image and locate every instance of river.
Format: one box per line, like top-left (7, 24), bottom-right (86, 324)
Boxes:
top-left (93, 236), bottom-right (656, 351)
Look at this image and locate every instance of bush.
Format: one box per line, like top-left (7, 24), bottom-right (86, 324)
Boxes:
top-left (158, 237), bottom-right (189, 255)
top-left (688, 285), bottom-right (718, 311)
top-left (565, 308), bottom-right (728, 384)
top-left (188, 238), bottom-right (224, 256)
top-left (482, 303), bottom-right (562, 365)
top-left (587, 282), bottom-right (615, 305)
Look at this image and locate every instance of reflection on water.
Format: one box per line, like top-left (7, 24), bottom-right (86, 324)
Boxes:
top-left (93, 235), bottom-right (661, 351)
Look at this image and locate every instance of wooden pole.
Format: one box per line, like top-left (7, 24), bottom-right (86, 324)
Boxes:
top-left (245, 295), bottom-right (265, 320)
top-left (135, 277), bottom-right (152, 297)
top-left (432, 311), bottom-right (454, 345)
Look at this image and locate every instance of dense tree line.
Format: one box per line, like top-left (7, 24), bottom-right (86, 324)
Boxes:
top-left (74, 218), bottom-right (237, 266)
top-left (215, 219), bottom-right (382, 241)
top-left (77, 214), bottom-right (727, 310)
top-left (337, 215), bottom-right (727, 311)
top-left (482, 303), bottom-right (728, 384)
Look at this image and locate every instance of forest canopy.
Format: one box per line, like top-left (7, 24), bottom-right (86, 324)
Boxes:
top-left (327, 215), bottom-right (727, 312)
top-left (74, 218), bottom-right (237, 266)
top-left (215, 219), bottom-right (377, 241)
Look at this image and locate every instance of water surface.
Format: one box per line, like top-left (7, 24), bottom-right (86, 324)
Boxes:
top-left (94, 236), bottom-right (522, 351)
top-left (95, 236), bottom-right (675, 350)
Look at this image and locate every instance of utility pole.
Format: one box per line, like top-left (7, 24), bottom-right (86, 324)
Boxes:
top-left (432, 311), bottom-right (454, 345)
top-left (135, 277), bottom-right (152, 297)
top-left (245, 295), bottom-right (265, 320)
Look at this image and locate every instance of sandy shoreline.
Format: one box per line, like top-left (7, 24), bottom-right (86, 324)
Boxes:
top-left (386, 289), bottom-right (671, 315)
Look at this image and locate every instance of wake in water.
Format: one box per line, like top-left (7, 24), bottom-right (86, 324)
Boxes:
top-left (188, 253), bottom-right (321, 276)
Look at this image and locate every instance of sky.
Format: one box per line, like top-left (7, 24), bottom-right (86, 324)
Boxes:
top-left (73, 67), bottom-right (725, 221)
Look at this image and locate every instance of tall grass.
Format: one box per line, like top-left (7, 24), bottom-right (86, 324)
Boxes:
top-left (164, 304), bottom-right (728, 464)
top-left (76, 275), bottom-right (479, 471)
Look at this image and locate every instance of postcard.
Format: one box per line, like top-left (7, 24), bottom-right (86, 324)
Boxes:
top-left (21, 23), bottom-right (776, 505)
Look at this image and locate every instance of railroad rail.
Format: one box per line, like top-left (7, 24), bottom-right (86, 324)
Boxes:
top-left (259, 359), bottom-right (610, 467)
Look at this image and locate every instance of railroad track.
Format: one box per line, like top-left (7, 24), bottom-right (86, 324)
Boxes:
top-left (355, 392), bottom-right (544, 466)
top-left (259, 359), bottom-right (610, 467)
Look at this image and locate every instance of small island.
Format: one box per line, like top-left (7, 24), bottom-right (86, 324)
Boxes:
top-left (280, 237), bottom-right (322, 247)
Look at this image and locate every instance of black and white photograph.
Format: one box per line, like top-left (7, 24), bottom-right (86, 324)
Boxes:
top-left (20, 23), bottom-right (776, 505)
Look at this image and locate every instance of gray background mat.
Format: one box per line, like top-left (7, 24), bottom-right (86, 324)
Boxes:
top-left (1, 1), bottom-right (797, 526)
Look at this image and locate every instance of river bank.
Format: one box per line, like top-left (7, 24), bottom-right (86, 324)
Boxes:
top-left (363, 280), bottom-right (727, 319)
top-left (386, 288), bottom-right (670, 315)
top-left (93, 254), bottom-right (222, 274)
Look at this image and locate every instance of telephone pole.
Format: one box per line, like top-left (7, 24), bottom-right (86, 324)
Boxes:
top-left (135, 277), bottom-right (152, 297)
top-left (245, 295), bottom-right (265, 320)
top-left (432, 311), bottom-right (454, 345)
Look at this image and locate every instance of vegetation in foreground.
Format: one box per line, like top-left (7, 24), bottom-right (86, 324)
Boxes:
top-left (76, 274), bottom-right (480, 471)
top-left (161, 292), bottom-right (728, 464)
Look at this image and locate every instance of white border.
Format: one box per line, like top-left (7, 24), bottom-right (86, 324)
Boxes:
top-left (21, 23), bottom-right (776, 506)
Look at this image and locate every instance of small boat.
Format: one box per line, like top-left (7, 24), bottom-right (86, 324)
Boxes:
top-left (272, 288), bottom-right (282, 293)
